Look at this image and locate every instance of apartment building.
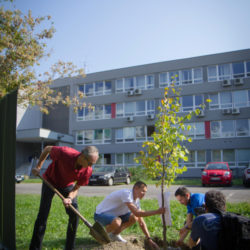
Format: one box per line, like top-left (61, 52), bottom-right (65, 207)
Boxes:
top-left (16, 49), bottom-right (250, 177)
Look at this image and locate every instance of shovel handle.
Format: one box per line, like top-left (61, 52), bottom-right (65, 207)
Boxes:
top-left (37, 174), bottom-right (92, 228)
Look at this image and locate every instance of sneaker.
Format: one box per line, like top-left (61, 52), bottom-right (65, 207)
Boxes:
top-left (108, 232), bottom-right (127, 243)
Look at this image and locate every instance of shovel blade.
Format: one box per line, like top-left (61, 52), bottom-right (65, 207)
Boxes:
top-left (89, 221), bottom-right (110, 244)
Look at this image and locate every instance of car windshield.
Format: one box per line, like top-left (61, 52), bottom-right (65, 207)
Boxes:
top-left (93, 166), bottom-right (114, 173)
top-left (206, 163), bottom-right (228, 170)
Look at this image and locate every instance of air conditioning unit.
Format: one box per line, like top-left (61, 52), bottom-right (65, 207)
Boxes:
top-left (127, 90), bottom-right (134, 96)
top-left (197, 110), bottom-right (205, 117)
top-left (134, 88), bottom-right (142, 95)
top-left (222, 80), bottom-right (232, 87)
top-left (127, 116), bottom-right (134, 122)
top-left (234, 78), bottom-right (244, 86)
top-left (232, 108), bottom-right (240, 114)
top-left (222, 108), bottom-right (232, 115)
top-left (147, 114), bottom-right (155, 120)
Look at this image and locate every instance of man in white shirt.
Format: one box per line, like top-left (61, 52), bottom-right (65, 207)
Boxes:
top-left (94, 181), bottom-right (165, 248)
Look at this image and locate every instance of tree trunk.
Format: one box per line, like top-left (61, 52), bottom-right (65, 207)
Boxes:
top-left (161, 166), bottom-right (167, 250)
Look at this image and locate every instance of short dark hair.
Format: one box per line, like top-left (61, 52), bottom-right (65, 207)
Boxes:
top-left (175, 187), bottom-right (190, 197)
top-left (133, 181), bottom-right (147, 189)
top-left (81, 146), bottom-right (99, 157)
top-left (205, 190), bottom-right (226, 212)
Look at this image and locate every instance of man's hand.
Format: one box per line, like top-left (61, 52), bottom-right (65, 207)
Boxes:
top-left (147, 238), bottom-right (160, 250)
top-left (157, 207), bottom-right (166, 214)
top-left (63, 197), bottom-right (72, 208)
top-left (32, 167), bottom-right (40, 176)
top-left (179, 226), bottom-right (189, 235)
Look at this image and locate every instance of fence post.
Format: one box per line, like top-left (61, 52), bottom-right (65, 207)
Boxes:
top-left (0, 89), bottom-right (17, 250)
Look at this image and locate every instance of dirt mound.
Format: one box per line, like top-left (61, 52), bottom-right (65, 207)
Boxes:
top-left (83, 236), bottom-right (188, 250)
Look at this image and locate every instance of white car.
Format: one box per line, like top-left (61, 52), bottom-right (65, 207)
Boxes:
top-left (15, 175), bottom-right (24, 183)
top-left (242, 166), bottom-right (250, 187)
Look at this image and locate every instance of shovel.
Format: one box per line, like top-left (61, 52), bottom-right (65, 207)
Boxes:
top-left (37, 174), bottom-right (110, 245)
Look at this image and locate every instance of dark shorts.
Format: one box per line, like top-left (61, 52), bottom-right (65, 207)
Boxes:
top-left (94, 212), bottom-right (131, 226)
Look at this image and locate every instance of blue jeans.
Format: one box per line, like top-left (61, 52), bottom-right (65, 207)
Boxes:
top-left (29, 182), bottom-right (79, 250)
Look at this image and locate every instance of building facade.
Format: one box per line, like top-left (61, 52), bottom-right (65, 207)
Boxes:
top-left (16, 49), bottom-right (250, 177)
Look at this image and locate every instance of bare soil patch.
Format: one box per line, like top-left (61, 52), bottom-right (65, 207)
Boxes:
top-left (77, 236), bottom-right (189, 250)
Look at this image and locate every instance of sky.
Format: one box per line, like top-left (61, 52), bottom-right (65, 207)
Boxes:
top-left (3, 0), bottom-right (250, 75)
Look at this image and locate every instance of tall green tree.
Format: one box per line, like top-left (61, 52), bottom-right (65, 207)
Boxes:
top-left (0, 1), bottom-right (85, 114)
top-left (136, 85), bottom-right (207, 249)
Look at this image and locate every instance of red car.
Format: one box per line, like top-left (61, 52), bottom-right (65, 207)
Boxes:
top-left (202, 162), bottom-right (232, 187)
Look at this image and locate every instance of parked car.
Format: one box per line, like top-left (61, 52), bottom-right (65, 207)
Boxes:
top-left (15, 174), bottom-right (24, 183)
top-left (201, 162), bottom-right (232, 187)
top-left (242, 165), bottom-right (250, 187)
top-left (89, 166), bottom-right (131, 186)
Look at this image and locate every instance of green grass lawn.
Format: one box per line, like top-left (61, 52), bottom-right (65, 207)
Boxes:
top-left (16, 194), bottom-right (250, 250)
top-left (23, 177), bottom-right (244, 187)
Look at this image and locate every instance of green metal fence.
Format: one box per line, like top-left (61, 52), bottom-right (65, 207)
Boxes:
top-left (0, 89), bottom-right (17, 250)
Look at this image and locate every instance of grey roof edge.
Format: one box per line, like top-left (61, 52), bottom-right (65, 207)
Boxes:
top-left (52, 48), bottom-right (250, 87)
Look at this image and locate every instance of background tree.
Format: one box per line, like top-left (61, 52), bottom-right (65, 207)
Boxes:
top-left (0, 0), bottom-right (86, 114)
top-left (135, 85), bottom-right (208, 249)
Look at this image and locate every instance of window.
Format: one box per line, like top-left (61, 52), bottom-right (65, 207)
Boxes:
top-left (186, 151), bottom-right (195, 167)
top-left (95, 82), bottom-right (103, 96)
top-left (85, 107), bottom-right (94, 120)
top-left (116, 128), bottom-right (123, 142)
top-left (104, 81), bottom-right (112, 95)
top-left (182, 95), bottom-right (193, 111)
top-left (104, 104), bottom-right (111, 119)
top-left (218, 64), bottom-right (231, 80)
top-left (147, 125), bottom-right (155, 140)
top-left (221, 120), bottom-right (234, 137)
top-left (124, 77), bottom-right (134, 91)
top-left (193, 68), bottom-right (203, 83)
top-left (94, 129), bottom-right (103, 144)
top-left (76, 132), bottom-right (83, 144)
top-left (236, 119), bottom-right (249, 136)
top-left (124, 127), bottom-right (135, 142)
top-left (104, 129), bottom-right (111, 143)
top-left (211, 121), bottom-right (220, 138)
top-left (124, 153), bottom-right (135, 165)
top-left (85, 130), bottom-right (94, 144)
top-left (136, 126), bottom-right (145, 141)
top-left (237, 149), bottom-right (250, 166)
top-left (146, 75), bottom-right (155, 89)
top-left (184, 122), bottom-right (204, 139)
top-left (207, 66), bottom-right (217, 82)
top-left (116, 153), bottom-right (123, 165)
top-left (85, 83), bottom-right (94, 96)
top-left (233, 90), bottom-right (248, 108)
top-left (169, 71), bottom-right (179, 85)
top-left (95, 105), bottom-right (103, 119)
top-left (232, 62), bottom-right (245, 78)
top-left (212, 150), bottom-right (221, 162)
top-left (220, 92), bottom-right (232, 108)
top-left (223, 149), bottom-right (235, 166)
top-left (247, 61), bottom-right (250, 77)
top-left (116, 79), bottom-right (124, 93)
top-left (181, 69), bottom-right (192, 84)
top-left (197, 150), bottom-right (206, 167)
top-left (76, 129), bottom-right (111, 145)
top-left (147, 100), bottom-right (155, 114)
top-left (136, 100), bottom-right (145, 116)
top-left (195, 122), bottom-right (205, 139)
top-left (135, 76), bottom-right (145, 89)
top-left (209, 93), bottom-right (219, 109)
top-left (124, 102), bottom-right (135, 116)
top-left (77, 108), bottom-right (84, 121)
top-left (159, 73), bottom-right (168, 87)
top-left (116, 103), bottom-right (123, 117)
top-left (195, 95), bottom-right (203, 109)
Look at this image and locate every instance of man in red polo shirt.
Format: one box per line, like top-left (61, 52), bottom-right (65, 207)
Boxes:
top-left (29, 145), bottom-right (99, 250)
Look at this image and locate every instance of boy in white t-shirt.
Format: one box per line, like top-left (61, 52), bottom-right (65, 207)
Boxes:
top-left (94, 181), bottom-right (165, 249)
